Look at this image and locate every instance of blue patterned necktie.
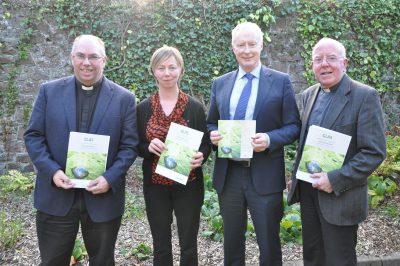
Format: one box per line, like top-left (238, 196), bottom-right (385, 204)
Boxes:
top-left (234, 73), bottom-right (255, 120)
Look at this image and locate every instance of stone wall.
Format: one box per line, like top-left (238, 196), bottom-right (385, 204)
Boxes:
top-left (0, 3), bottom-right (398, 173)
top-left (0, 4), bottom-right (73, 173)
top-left (265, 14), bottom-right (308, 95)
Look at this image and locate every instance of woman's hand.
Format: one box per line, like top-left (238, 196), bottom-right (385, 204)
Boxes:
top-left (190, 151), bottom-right (204, 170)
top-left (148, 138), bottom-right (166, 156)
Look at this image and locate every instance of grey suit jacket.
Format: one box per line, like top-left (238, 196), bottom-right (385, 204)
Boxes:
top-left (287, 74), bottom-right (386, 225)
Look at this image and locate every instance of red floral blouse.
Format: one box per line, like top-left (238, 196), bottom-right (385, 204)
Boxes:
top-left (145, 91), bottom-right (197, 185)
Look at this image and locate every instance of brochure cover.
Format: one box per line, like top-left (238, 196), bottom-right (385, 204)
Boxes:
top-left (156, 122), bottom-right (204, 185)
top-left (217, 120), bottom-right (256, 159)
top-left (65, 132), bottom-right (110, 188)
top-left (296, 125), bottom-right (351, 183)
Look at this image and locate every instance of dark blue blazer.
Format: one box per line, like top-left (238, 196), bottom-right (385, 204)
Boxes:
top-left (24, 76), bottom-right (138, 222)
top-left (207, 65), bottom-right (301, 195)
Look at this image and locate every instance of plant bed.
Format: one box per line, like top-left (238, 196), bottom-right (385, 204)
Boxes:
top-left (1, 164), bottom-right (399, 265)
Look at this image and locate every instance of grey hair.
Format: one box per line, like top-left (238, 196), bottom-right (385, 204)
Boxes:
top-left (231, 22), bottom-right (263, 45)
top-left (312, 37), bottom-right (346, 58)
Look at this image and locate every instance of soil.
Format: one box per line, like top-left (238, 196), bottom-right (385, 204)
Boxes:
top-left (1, 164), bottom-right (399, 265)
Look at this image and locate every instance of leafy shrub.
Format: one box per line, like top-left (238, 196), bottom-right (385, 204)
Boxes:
top-left (280, 199), bottom-right (302, 244)
top-left (285, 142), bottom-right (297, 178)
top-left (0, 211), bottom-right (23, 251)
top-left (0, 170), bottom-right (34, 197)
top-left (368, 175), bottom-right (397, 209)
top-left (70, 238), bottom-right (87, 265)
top-left (132, 243), bottom-right (152, 261)
top-left (245, 221), bottom-right (256, 238)
top-left (201, 174), bottom-right (224, 242)
top-left (368, 135), bottom-right (400, 208)
top-left (114, 242), bottom-right (150, 261)
top-left (374, 135), bottom-right (400, 182)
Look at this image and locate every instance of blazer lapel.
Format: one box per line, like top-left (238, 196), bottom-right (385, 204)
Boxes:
top-left (253, 65), bottom-right (271, 119)
top-left (63, 76), bottom-right (77, 132)
top-left (89, 78), bottom-right (114, 133)
top-left (320, 74), bottom-right (351, 129)
top-left (221, 71), bottom-right (238, 119)
top-left (300, 85), bottom-right (319, 142)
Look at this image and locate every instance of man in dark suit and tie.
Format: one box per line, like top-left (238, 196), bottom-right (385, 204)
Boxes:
top-left (206, 22), bottom-right (301, 266)
top-left (24, 34), bottom-right (138, 265)
top-left (287, 37), bottom-right (386, 266)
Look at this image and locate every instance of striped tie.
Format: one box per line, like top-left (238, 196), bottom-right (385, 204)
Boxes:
top-left (234, 73), bottom-right (254, 120)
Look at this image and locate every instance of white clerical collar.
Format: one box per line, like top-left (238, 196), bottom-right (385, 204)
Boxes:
top-left (81, 85), bottom-right (94, 91)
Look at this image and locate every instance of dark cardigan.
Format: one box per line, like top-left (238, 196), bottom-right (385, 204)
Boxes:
top-left (136, 95), bottom-right (211, 185)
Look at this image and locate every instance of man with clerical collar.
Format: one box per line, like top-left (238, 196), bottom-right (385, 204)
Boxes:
top-left (24, 34), bottom-right (138, 265)
top-left (288, 37), bottom-right (386, 265)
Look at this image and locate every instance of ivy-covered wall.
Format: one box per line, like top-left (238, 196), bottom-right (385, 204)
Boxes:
top-left (0, 0), bottom-right (398, 173)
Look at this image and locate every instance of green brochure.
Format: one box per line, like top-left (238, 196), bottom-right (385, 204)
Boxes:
top-left (156, 122), bottom-right (204, 185)
top-left (217, 120), bottom-right (256, 159)
top-left (296, 125), bottom-right (351, 183)
top-left (65, 132), bottom-right (110, 188)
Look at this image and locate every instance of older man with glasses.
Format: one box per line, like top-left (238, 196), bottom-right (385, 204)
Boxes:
top-left (288, 37), bottom-right (386, 266)
top-left (24, 34), bottom-right (138, 266)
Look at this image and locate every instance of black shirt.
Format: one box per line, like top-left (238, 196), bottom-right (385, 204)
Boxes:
top-left (75, 77), bottom-right (103, 133)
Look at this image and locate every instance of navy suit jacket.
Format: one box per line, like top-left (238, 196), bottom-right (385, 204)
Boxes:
top-left (207, 65), bottom-right (301, 195)
top-left (24, 76), bottom-right (138, 222)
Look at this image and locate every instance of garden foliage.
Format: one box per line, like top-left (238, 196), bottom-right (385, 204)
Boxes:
top-left (51, 0), bottom-right (278, 103)
top-left (295, 0), bottom-right (399, 94)
top-left (368, 135), bottom-right (400, 208)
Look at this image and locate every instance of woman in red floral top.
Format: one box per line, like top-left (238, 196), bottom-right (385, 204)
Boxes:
top-left (136, 46), bottom-right (210, 266)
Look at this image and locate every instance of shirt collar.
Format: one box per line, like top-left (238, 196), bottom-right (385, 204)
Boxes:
top-left (75, 76), bottom-right (103, 91)
top-left (238, 63), bottom-right (261, 80)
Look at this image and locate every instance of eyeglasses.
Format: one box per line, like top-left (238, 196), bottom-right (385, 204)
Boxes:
top-left (312, 56), bottom-right (343, 65)
top-left (74, 53), bottom-right (103, 62)
top-left (234, 42), bottom-right (259, 51)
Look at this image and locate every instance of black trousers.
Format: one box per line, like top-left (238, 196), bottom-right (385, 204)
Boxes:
top-left (143, 177), bottom-right (204, 266)
top-left (219, 162), bottom-right (283, 266)
top-left (36, 190), bottom-right (121, 266)
top-left (300, 181), bottom-right (358, 266)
